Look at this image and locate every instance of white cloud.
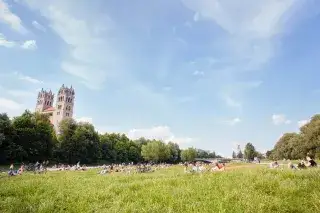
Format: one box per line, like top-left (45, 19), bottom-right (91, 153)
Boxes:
top-left (181, 0), bottom-right (308, 69)
top-left (0, 33), bottom-right (16, 48)
top-left (76, 117), bottom-right (93, 124)
top-left (0, 97), bottom-right (22, 110)
top-left (298, 119), bottom-right (309, 128)
top-left (193, 70), bottom-right (204, 76)
top-left (0, 34), bottom-right (37, 50)
top-left (32, 20), bottom-right (46, 32)
top-left (21, 0), bottom-right (122, 89)
top-left (21, 40), bottom-right (37, 50)
top-left (13, 72), bottom-right (44, 84)
top-left (127, 126), bottom-right (194, 145)
top-left (272, 114), bottom-right (291, 125)
top-left (225, 117), bottom-right (241, 126)
top-left (0, 0), bottom-right (26, 33)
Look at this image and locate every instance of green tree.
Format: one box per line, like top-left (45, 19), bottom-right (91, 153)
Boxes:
top-left (244, 143), bottom-right (257, 161)
top-left (11, 111), bottom-right (54, 162)
top-left (271, 133), bottom-right (303, 160)
top-left (300, 114), bottom-right (320, 158)
top-left (208, 151), bottom-right (216, 158)
top-left (181, 147), bottom-right (197, 162)
top-left (141, 140), bottom-right (170, 162)
top-left (266, 150), bottom-right (273, 159)
top-left (57, 118), bottom-right (78, 163)
top-left (72, 122), bottom-right (101, 164)
top-left (237, 150), bottom-right (243, 159)
top-left (232, 151), bottom-right (236, 158)
top-left (0, 113), bottom-right (15, 163)
top-left (167, 142), bottom-right (180, 163)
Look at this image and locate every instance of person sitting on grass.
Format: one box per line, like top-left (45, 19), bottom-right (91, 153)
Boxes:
top-left (211, 163), bottom-right (225, 171)
top-left (269, 161), bottom-right (279, 169)
top-left (183, 162), bottom-right (189, 173)
top-left (8, 164), bottom-right (15, 176)
top-left (297, 161), bottom-right (306, 169)
top-left (306, 156), bottom-right (317, 167)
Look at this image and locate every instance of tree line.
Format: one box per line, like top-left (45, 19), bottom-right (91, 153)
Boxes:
top-left (231, 143), bottom-right (264, 161)
top-left (267, 114), bottom-right (320, 160)
top-left (0, 110), bottom-right (221, 164)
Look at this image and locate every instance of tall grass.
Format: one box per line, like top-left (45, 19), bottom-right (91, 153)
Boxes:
top-left (1, 166), bottom-right (319, 213)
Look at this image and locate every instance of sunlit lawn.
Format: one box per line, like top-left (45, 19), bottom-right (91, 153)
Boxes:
top-left (1, 164), bottom-right (319, 213)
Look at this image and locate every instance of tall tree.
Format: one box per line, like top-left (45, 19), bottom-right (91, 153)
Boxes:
top-left (244, 143), bottom-right (257, 161)
top-left (167, 142), bottom-right (180, 163)
top-left (237, 150), bottom-right (243, 159)
top-left (72, 122), bottom-right (101, 163)
top-left (181, 147), bottom-right (197, 162)
top-left (11, 111), bottom-right (54, 162)
top-left (141, 140), bottom-right (170, 162)
top-left (232, 151), bottom-right (236, 158)
top-left (271, 133), bottom-right (302, 160)
top-left (300, 114), bottom-right (320, 158)
top-left (57, 118), bottom-right (78, 163)
top-left (0, 113), bottom-right (14, 163)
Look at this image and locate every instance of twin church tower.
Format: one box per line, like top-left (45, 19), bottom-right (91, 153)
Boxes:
top-left (35, 84), bottom-right (75, 133)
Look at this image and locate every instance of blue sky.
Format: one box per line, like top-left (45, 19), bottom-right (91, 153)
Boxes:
top-left (1, 0), bottom-right (320, 156)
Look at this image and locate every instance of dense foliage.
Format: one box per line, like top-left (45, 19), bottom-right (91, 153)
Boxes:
top-left (0, 110), bottom-right (219, 164)
top-left (269, 114), bottom-right (320, 160)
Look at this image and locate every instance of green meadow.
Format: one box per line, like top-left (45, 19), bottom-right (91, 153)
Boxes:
top-left (1, 165), bottom-right (320, 213)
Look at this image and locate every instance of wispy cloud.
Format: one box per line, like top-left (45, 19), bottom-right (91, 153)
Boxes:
top-left (0, 97), bottom-right (23, 110)
top-left (7, 90), bottom-right (36, 98)
top-left (225, 117), bottom-right (241, 126)
top-left (13, 72), bottom-right (44, 84)
top-left (0, 33), bottom-right (37, 50)
top-left (272, 114), bottom-right (291, 125)
top-left (22, 0), bottom-right (123, 90)
top-left (21, 40), bottom-right (37, 50)
top-left (127, 125), bottom-right (194, 146)
top-left (181, 0), bottom-right (314, 110)
top-left (182, 0), bottom-right (304, 69)
top-left (193, 70), bottom-right (204, 76)
top-left (32, 20), bottom-right (46, 32)
top-left (0, 0), bottom-right (26, 33)
top-left (0, 33), bottom-right (16, 48)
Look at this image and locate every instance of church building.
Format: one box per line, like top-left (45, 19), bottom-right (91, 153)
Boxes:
top-left (35, 84), bottom-right (75, 133)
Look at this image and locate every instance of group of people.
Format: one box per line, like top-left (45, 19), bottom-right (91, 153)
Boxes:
top-left (8, 164), bottom-right (24, 176)
top-left (7, 160), bottom-right (50, 176)
top-left (183, 162), bottom-right (226, 173)
top-left (269, 156), bottom-right (318, 170)
top-left (52, 162), bottom-right (88, 171)
top-left (98, 163), bottom-right (171, 175)
top-left (6, 156), bottom-right (319, 177)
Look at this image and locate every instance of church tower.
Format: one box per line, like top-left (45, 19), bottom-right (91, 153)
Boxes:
top-left (53, 84), bottom-right (75, 132)
top-left (35, 89), bottom-right (54, 112)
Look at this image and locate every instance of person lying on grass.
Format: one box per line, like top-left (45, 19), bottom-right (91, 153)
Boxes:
top-left (288, 161), bottom-right (298, 170)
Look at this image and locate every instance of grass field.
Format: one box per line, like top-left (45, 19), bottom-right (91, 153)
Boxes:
top-left (1, 164), bottom-right (320, 213)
